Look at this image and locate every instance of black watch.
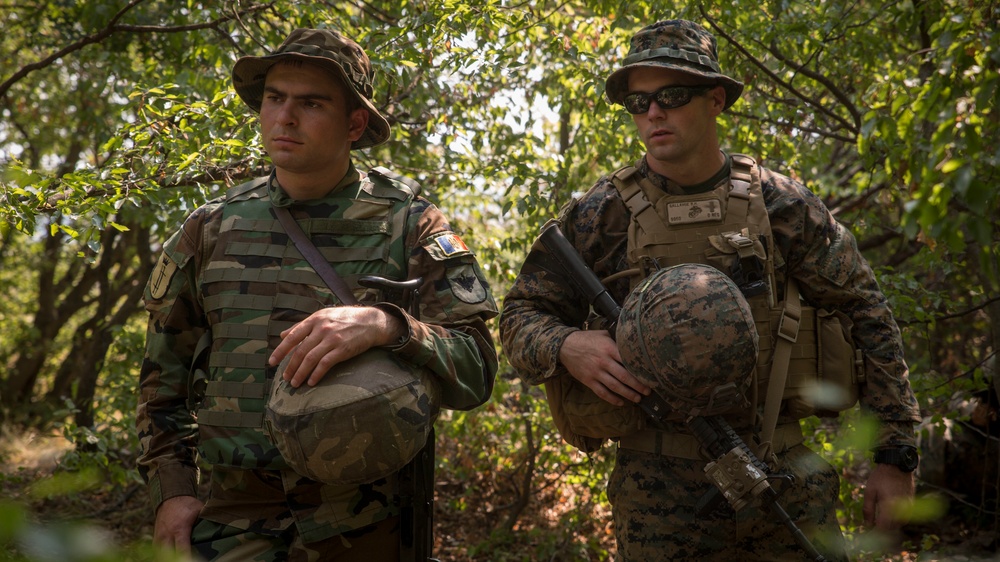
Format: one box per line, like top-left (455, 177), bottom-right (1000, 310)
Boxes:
top-left (873, 446), bottom-right (919, 472)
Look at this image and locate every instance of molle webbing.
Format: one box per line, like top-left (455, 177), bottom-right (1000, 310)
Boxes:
top-left (203, 293), bottom-right (326, 315)
top-left (611, 155), bottom-right (773, 286)
top-left (223, 216), bottom-right (391, 236)
top-left (225, 240), bottom-right (380, 264)
top-left (197, 410), bottom-right (264, 428)
top-left (193, 174), bottom-right (415, 469)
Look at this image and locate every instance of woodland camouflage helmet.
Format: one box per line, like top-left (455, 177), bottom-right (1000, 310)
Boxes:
top-left (265, 349), bottom-right (440, 485)
top-left (617, 263), bottom-right (758, 418)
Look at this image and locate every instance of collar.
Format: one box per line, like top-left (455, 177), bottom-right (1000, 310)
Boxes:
top-left (637, 153), bottom-right (732, 195)
top-left (267, 164), bottom-right (362, 207)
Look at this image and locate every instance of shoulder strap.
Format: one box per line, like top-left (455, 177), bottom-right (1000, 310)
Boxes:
top-left (226, 177), bottom-right (268, 202)
top-left (369, 166), bottom-right (422, 198)
top-left (272, 206), bottom-right (360, 306)
top-left (758, 277), bottom-right (802, 462)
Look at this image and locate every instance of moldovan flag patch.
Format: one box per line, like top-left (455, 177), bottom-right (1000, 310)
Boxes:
top-left (434, 233), bottom-right (470, 256)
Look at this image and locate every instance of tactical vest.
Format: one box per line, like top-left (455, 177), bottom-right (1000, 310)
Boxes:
top-left (193, 169), bottom-right (416, 470)
top-left (549, 155), bottom-right (863, 454)
top-left (614, 155), bottom-right (864, 459)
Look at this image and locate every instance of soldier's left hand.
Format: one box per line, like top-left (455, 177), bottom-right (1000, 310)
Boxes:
top-left (269, 306), bottom-right (405, 387)
top-left (863, 462), bottom-right (915, 532)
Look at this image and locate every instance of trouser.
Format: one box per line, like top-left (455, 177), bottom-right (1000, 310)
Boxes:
top-left (190, 514), bottom-right (401, 562)
top-left (608, 443), bottom-right (848, 562)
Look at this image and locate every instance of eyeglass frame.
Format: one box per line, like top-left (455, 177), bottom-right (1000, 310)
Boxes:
top-left (621, 84), bottom-right (717, 115)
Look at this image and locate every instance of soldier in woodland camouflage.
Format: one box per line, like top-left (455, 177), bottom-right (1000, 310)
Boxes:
top-left (136, 27), bottom-right (497, 561)
top-left (500, 19), bottom-right (920, 561)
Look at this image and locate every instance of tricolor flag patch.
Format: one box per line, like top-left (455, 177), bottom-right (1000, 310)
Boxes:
top-left (433, 232), bottom-right (470, 257)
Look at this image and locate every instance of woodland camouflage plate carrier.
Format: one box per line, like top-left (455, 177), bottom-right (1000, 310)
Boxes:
top-left (547, 154), bottom-right (865, 454)
top-left (187, 168), bottom-right (439, 483)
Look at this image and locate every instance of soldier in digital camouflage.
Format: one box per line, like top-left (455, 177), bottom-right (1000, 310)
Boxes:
top-left (136, 27), bottom-right (498, 561)
top-left (500, 19), bottom-right (920, 561)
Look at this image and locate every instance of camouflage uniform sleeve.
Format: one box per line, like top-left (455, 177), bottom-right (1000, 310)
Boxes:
top-left (762, 168), bottom-right (921, 448)
top-left (499, 178), bottom-right (633, 385)
top-left (135, 204), bottom-right (219, 507)
top-left (381, 197), bottom-right (498, 411)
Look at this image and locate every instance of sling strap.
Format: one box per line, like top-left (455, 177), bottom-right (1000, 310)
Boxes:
top-left (757, 278), bottom-right (803, 463)
top-left (273, 205), bottom-right (360, 306)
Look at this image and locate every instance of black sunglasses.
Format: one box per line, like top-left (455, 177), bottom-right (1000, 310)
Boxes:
top-left (622, 84), bottom-right (716, 114)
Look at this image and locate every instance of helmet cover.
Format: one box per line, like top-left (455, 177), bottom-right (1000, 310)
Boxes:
top-left (266, 348), bottom-right (439, 485)
top-left (617, 263), bottom-right (758, 417)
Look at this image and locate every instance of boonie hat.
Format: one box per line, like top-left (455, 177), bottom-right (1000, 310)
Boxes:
top-left (605, 19), bottom-right (744, 111)
top-left (232, 28), bottom-right (391, 149)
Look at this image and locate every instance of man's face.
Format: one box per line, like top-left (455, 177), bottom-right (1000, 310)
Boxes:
top-left (626, 66), bottom-right (725, 174)
top-left (259, 61), bottom-right (367, 180)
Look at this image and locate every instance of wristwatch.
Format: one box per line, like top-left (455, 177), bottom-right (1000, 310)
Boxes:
top-left (873, 446), bottom-right (919, 472)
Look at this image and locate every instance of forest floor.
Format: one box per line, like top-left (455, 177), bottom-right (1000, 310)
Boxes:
top-left (1, 428), bottom-right (998, 561)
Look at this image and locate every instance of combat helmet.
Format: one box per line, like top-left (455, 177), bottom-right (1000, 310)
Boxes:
top-left (617, 263), bottom-right (758, 418)
top-left (265, 348), bottom-right (440, 485)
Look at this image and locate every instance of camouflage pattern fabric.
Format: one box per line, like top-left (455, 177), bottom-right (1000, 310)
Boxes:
top-left (137, 163), bottom-right (498, 542)
top-left (500, 154), bottom-right (920, 445)
top-left (266, 348), bottom-right (441, 486)
top-left (499, 154), bottom-right (921, 556)
top-left (192, 497), bottom-right (400, 562)
top-left (608, 444), bottom-right (848, 561)
top-left (616, 263), bottom-right (758, 417)
top-left (604, 19), bottom-right (744, 110)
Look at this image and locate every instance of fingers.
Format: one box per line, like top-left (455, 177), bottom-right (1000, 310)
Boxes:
top-left (152, 496), bottom-right (201, 554)
top-left (269, 308), bottom-right (393, 388)
top-left (862, 490), bottom-right (876, 528)
top-left (561, 330), bottom-right (653, 406)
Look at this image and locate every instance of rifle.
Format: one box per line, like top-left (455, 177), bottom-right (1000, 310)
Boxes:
top-left (536, 222), bottom-right (828, 562)
top-left (359, 276), bottom-right (439, 562)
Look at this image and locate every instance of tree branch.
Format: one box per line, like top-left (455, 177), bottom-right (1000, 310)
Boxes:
top-left (698, 5), bottom-right (858, 135)
top-left (0, 1), bottom-right (275, 98)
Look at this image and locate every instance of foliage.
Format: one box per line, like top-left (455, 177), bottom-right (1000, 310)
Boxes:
top-left (1, 0), bottom-right (998, 559)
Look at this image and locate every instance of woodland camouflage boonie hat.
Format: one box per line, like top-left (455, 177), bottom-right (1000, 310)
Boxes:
top-left (605, 19), bottom-right (744, 111)
top-left (265, 348), bottom-right (440, 485)
top-left (232, 27), bottom-right (391, 149)
top-left (617, 263), bottom-right (758, 418)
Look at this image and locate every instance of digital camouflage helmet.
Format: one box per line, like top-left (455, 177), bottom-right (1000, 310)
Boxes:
top-left (617, 263), bottom-right (758, 418)
top-left (265, 348), bottom-right (440, 485)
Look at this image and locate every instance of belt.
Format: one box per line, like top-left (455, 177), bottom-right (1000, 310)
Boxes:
top-left (617, 422), bottom-right (804, 460)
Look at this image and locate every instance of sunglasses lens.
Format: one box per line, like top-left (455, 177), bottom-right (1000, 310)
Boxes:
top-left (623, 93), bottom-right (650, 114)
top-left (622, 85), bottom-right (712, 114)
top-left (655, 87), bottom-right (690, 110)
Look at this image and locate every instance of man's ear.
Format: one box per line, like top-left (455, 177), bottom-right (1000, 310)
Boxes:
top-left (348, 108), bottom-right (369, 143)
top-left (709, 86), bottom-right (727, 116)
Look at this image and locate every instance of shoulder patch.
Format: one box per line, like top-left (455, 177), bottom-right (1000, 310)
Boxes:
top-left (447, 263), bottom-right (489, 304)
top-left (423, 232), bottom-right (472, 260)
top-left (149, 251), bottom-right (179, 300)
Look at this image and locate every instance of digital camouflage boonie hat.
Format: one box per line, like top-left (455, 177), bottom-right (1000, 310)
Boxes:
top-left (617, 263), bottom-right (758, 418)
top-left (232, 27), bottom-right (391, 149)
top-left (265, 348), bottom-right (440, 485)
top-left (605, 19), bottom-right (744, 111)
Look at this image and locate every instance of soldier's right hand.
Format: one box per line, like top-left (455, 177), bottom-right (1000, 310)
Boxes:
top-left (153, 495), bottom-right (203, 554)
top-left (559, 330), bottom-right (652, 406)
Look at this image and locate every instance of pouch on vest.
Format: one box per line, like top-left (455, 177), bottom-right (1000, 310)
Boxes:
top-left (543, 371), bottom-right (645, 453)
top-left (755, 288), bottom-right (866, 422)
top-left (783, 308), bottom-right (865, 417)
